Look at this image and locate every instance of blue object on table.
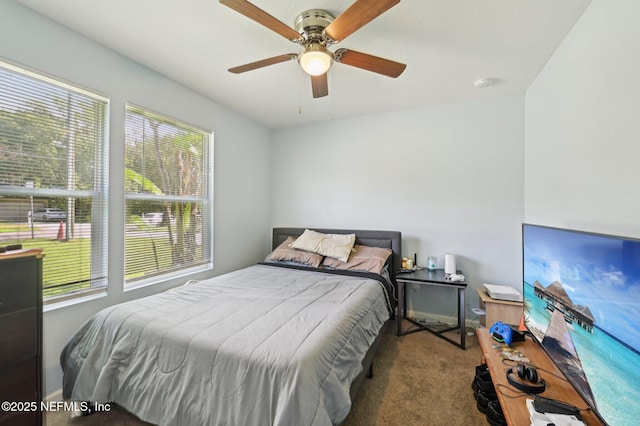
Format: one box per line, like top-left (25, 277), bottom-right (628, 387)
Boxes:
top-left (489, 321), bottom-right (513, 345)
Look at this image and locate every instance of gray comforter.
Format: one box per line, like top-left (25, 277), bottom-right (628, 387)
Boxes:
top-left (61, 264), bottom-right (391, 426)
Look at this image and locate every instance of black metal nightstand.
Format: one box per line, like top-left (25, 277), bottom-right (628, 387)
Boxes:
top-left (396, 268), bottom-right (467, 349)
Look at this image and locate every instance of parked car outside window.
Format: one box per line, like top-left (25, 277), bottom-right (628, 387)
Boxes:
top-left (141, 212), bottom-right (176, 227)
top-left (141, 212), bottom-right (163, 227)
top-left (32, 208), bottom-right (67, 222)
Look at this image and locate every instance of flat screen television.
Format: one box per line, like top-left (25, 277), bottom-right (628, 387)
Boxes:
top-left (522, 223), bottom-right (640, 425)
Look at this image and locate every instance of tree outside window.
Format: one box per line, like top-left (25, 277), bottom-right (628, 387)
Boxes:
top-left (124, 105), bottom-right (213, 285)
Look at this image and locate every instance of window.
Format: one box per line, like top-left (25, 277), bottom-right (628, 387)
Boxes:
top-left (124, 104), bottom-right (212, 285)
top-left (0, 61), bottom-right (108, 301)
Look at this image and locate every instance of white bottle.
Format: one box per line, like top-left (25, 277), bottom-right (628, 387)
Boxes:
top-left (444, 253), bottom-right (456, 275)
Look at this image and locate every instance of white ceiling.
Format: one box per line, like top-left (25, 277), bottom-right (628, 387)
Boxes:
top-left (16, 0), bottom-right (591, 129)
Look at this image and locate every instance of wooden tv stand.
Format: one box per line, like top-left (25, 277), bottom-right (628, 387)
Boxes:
top-left (476, 329), bottom-right (602, 425)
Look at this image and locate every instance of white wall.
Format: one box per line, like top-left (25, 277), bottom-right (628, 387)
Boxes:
top-left (271, 95), bottom-right (525, 321)
top-left (525, 0), bottom-right (640, 237)
top-left (1, 2), bottom-right (272, 395)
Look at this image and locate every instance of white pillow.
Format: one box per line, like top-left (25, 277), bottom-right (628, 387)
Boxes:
top-left (290, 229), bottom-right (356, 262)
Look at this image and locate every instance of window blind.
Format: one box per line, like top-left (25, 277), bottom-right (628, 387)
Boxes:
top-left (0, 61), bottom-right (109, 301)
top-left (124, 104), bottom-right (213, 285)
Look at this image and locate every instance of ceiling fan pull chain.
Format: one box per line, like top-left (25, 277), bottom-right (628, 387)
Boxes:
top-left (298, 66), bottom-right (303, 114)
top-left (328, 76), bottom-right (332, 121)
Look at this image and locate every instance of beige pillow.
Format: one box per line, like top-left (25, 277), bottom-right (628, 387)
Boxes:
top-left (322, 245), bottom-right (392, 274)
top-left (265, 236), bottom-right (323, 268)
top-left (289, 229), bottom-right (356, 262)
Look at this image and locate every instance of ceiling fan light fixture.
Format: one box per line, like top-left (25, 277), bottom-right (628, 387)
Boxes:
top-left (299, 43), bottom-right (332, 76)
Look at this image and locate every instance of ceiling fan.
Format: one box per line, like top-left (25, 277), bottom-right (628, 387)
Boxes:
top-left (219, 0), bottom-right (407, 98)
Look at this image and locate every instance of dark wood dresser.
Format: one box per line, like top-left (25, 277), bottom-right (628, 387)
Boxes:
top-left (0, 249), bottom-right (43, 426)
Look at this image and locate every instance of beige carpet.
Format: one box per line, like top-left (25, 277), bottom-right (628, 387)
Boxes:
top-left (46, 321), bottom-right (488, 426)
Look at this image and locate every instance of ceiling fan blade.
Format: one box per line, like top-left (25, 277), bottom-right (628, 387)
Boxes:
top-left (324, 0), bottom-right (400, 43)
top-left (228, 54), bottom-right (298, 74)
top-left (334, 48), bottom-right (406, 78)
top-left (220, 0), bottom-right (302, 42)
top-left (311, 73), bottom-right (328, 98)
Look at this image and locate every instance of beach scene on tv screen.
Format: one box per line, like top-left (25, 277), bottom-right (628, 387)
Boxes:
top-left (523, 225), bottom-right (640, 425)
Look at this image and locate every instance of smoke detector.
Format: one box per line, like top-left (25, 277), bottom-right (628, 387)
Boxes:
top-left (473, 78), bottom-right (492, 89)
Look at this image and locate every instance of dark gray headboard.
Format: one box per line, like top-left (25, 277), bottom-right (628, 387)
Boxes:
top-left (272, 227), bottom-right (402, 283)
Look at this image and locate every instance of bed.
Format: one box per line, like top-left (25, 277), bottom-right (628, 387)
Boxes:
top-left (60, 227), bottom-right (401, 426)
